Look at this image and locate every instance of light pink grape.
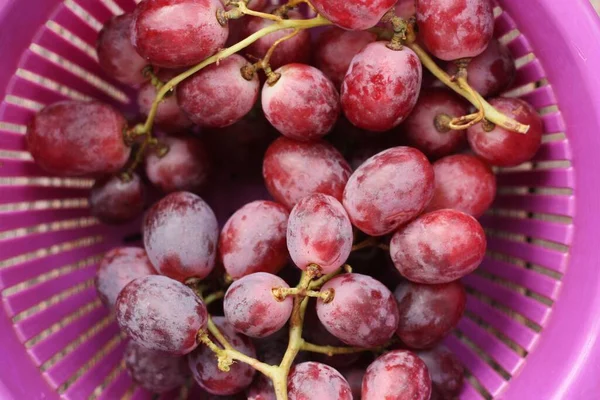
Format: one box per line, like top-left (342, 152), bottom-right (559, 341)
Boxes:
top-left (288, 362), bottom-right (352, 400)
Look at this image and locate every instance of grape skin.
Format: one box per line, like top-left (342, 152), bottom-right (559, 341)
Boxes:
top-left (89, 173), bottom-right (145, 225)
top-left (418, 345), bottom-right (465, 400)
top-left (287, 362), bottom-right (352, 400)
top-left (309, 0), bottom-right (397, 30)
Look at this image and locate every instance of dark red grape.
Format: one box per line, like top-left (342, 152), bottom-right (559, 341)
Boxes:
top-left (416, 0), bottom-right (494, 61)
top-left (262, 137), bottom-right (352, 209)
top-left (314, 27), bottom-right (377, 89)
top-left (124, 340), bottom-right (189, 393)
top-left (219, 200), bottom-right (289, 279)
top-left (401, 88), bottom-right (468, 159)
top-left (341, 42), bottom-right (422, 132)
top-left (247, 374), bottom-right (276, 400)
top-left (177, 54), bottom-right (260, 128)
top-left (143, 191), bottom-right (219, 282)
top-left (343, 147), bottom-right (434, 236)
top-left (89, 173), bottom-right (145, 225)
top-left (287, 194), bottom-right (353, 275)
top-left (467, 97), bottom-right (543, 166)
top-left (131, 0), bottom-right (229, 68)
top-left (188, 317), bottom-right (256, 395)
top-left (27, 101), bottom-right (130, 177)
top-left (391, 209), bottom-right (486, 284)
top-left (95, 247), bottom-right (156, 308)
top-left (145, 135), bottom-right (211, 194)
top-left (446, 38), bottom-right (516, 97)
top-left (426, 154), bottom-right (496, 217)
top-left (288, 362), bottom-right (352, 400)
top-left (262, 64), bottom-right (340, 141)
top-left (362, 350), bottom-right (432, 400)
top-left (309, 0), bottom-right (397, 30)
top-left (223, 272), bottom-right (293, 338)
top-left (116, 275), bottom-right (208, 354)
top-left (316, 273), bottom-right (399, 348)
top-left (395, 280), bottom-right (466, 349)
top-left (96, 13), bottom-right (149, 86)
top-left (418, 345), bottom-right (464, 399)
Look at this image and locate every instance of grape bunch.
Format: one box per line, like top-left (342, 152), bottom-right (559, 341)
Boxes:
top-left (25, 0), bottom-right (547, 397)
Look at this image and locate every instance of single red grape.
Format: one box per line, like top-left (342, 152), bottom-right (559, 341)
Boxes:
top-left (243, 10), bottom-right (311, 71)
top-left (178, 54), bottom-right (260, 128)
top-left (188, 317), bottom-right (256, 395)
top-left (116, 275), bottom-right (208, 354)
top-left (343, 147), bottom-right (434, 236)
top-left (124, 341), bottom-right (189, 393)
top-left (262, 137), bottom-right (352, 210)
top-left (90, 173), bottom-right (145, 225)
top-left (95, 247), bottom-right (156, 308)
top-left (145, 135), bottom-right (211, 194)
top-left (316, 273), bottom-right (399, 348)
top-left (416, 0), bottom-right (494, 61)
top-left (362, 350), bottom-right (432, 400)
top-left (143, 191), bottom-right (219, 282)
top-left (395, 280), bottom-right (466, 349)
top-left (96, 13), bottom-right (149, 87)
top-left (309, 0), bottom-right (397, 30)
top-left (131, 0), bottom-right (229, 68)
top-left (27, 101), bottom-right (130, 177)
top-left (467, 97), bottom-right (543, 166)
top-left (341, 42), bottom-right (422, 132)
top-left (426, 154), bottom-right (496, 217)
top-left (223, 272), bottom-right (293, 338)
top-left (262, 64), bottom-right (340, 141)
top-left (287, 194), bottom-right (353, 275)
top-left (418, 345), bottom-right (464, 400)
top-left (401, 88), bottom-right (468, 159)
top-left (288, 362), bottom-right (352, 400)
top-left (340, 368), bottom-right (366, 399)
top-left (314, 27), bottom-right (377, 89)
top-left (391, 209), bottom-right (486, 284)
top-left (446, 38), bottom-right (516, 97)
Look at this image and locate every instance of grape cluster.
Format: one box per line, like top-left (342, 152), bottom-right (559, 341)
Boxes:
top-left (25, 0), bottom-right (546, 397)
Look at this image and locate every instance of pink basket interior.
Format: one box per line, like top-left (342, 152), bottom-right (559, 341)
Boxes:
top-left (1, 0), bottom-right (600, 399)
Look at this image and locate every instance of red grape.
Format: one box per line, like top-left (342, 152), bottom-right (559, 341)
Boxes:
top-left (143, 191), bottom-right (219, 282)
top-left (243, 10), bottom-right (311, 71)
top-left (188, 317), bottom-right (256, 395)
top-left (343, 147), bottom-right (435, 236)
top-left (418, 345), bottom-right (464, 399)
top-left (96, 13), bottom-right (149, 87)
top-left (314, 27), bottom-right (377, 89)
top-left (124, 341), bottom-right (188, 393)
top-left (89, 173), bottom-right (145, 225)
top-left (309, 0), bottom-right (397, 30)
top-left (223, 272), bottom-right (293, 338)
top-left (316, 273), bottom-right (399, 348)
top-left (137, 70), bottom-right (193, 133)
top-left (416, 0), bottom-right (494, 61)
top-left (27, 101), bottom-right (130, 177)
top-left (262, 137), bottom-right (352, 209)
top-left (131, 0), bottom-right (229, 68)
top-left (467, 97), bottom-right (543, 166)
top-left (145, 135), bottom-right (211, 194)
top-left (394, 280), bottom-right (466, 349)
top-left (247, 374), bottom-right (276, 400)
top-left (288, 362), bottom-right (352, 400)
top-left (341, 42), bottom-right (422, 132)
top-left (287, 194), bottom-right (353, 275)
top-left (219, 200), bottom-right (289, 279)
top-left (177, 54), bottom-right (260, 128)
top-left (391, 209), bottom-right (486, 284)
top-left (262, 64), bottom-right (340, 141)
top-left (340, 368), bottom-right (366, 399)
top-left (426, 154), bottom-right (496, 217)
top-left (116, 275), bottom-right (208, 354)
top-left (401, 88), bottom-right (468, 159)
top-left (446, 38), bottom-right (516, 97)
top-left (362, 350), bottom-right (432, 400)
top-left (95, 247), bottom-right (156, 308)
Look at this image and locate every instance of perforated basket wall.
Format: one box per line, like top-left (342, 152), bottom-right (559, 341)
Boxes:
top-left (1, 0), bottom-right (600, 399)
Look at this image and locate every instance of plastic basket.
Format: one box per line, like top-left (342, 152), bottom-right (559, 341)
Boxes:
top-left (1, 0), bottom-right (600, 399)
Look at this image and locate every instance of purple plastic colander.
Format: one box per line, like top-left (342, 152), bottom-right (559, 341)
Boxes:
top-left (1, 0), bottom-right (600, 398)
